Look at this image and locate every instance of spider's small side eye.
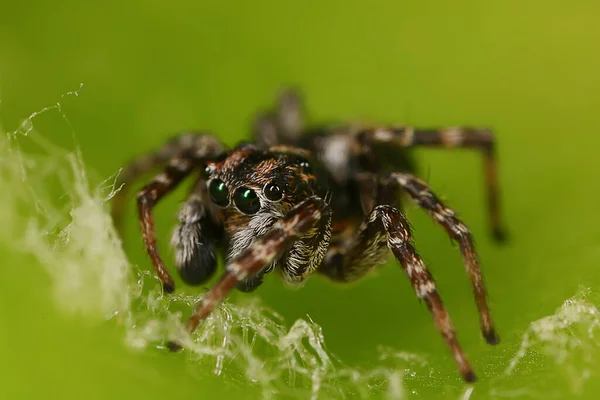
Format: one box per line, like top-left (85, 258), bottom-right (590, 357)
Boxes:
top-left (208, 179), bottom-right (230, 207)
top-left (264, 182), bottom-right (283, 201)
top-left (300, 161), bottom-right (311, 171)
top-left (233, 187), bottom-right (261, 214)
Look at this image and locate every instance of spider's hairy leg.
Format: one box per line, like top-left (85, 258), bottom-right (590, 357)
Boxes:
top-left (320, 205), bottom-right (476, 383)
top-left (134, 135), bottom-right (224, 293)
top-left (279, 207), bottom-right (332, 284)
top-left (137, 155), bottom-right (197, 293)
top-left (276, 87), bottom-right (304, 138)
top-left (170, 178), bottom-right (221, 286)
top-left (253, 88), bottom-right (305, 146)
top-left (167, 196), bottom-right (330, 350)
top-left (357, 126), bottom-right (505, 241)
top-left (385, 172), bottom-right (499, 345)
top-left (111, 132), bottom-right (217, 234)
top-left (236, 209), bottom-right (331, 292)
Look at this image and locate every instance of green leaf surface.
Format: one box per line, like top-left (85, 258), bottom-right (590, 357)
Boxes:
top-left (1, 1), bottom-right (599, 399)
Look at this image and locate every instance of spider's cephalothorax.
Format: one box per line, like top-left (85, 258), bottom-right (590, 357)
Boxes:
top-left (112, 89), bottom-right (505, 383)
top-left (201, 144), bottom-right (332, 291)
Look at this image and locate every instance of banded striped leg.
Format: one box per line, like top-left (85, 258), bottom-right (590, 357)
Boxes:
top-left (134, 135), bottom-right (224, 293)
top-left (385, 172), bottom-right (499, 345)
top-left (167, 196), bottom-right (330, 350)
top-left (320, 206), bottom-right (476, 382)
top-left (137, 155), bottom-right (197, 293)
top-left (111, 132), bottom-right (222, 234)
top-left (357, 126), bottom-right (505, 240)
top-left (253, 88), bottom-right (305, 147)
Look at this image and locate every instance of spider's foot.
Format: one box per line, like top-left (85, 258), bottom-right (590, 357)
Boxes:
top-left (162, 280), bottom-right (176, 294)
top-left (463, 370), bottom-right (477, 384)
top-left (491, 227), bottom-right (508, 243)
top-left (166, 341), bottom-right (183, 352)
top-left (483, 328), bottom-right (500, 346)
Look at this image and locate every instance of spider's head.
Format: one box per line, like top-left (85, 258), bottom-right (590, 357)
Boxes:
top-left (204, 145), bottom-right (321, 260)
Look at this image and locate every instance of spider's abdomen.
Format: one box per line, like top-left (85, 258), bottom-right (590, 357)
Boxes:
top-left (297, 127), bottom-right (416, 223)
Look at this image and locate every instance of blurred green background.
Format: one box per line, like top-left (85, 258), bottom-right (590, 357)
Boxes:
top-left (1, 1), bottom-right (600, 398)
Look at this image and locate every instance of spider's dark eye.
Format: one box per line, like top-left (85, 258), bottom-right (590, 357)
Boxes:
top-left (233, 187), bottom-right (261, 214)
top-left (263, 182), bottom-right (283, 201)
top-left (299, 161), bottom-right (311, 172)
top-left (208, 179), bottom-right (229, 207)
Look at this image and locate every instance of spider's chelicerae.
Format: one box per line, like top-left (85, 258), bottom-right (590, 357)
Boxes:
top-left (112, 89), bottom-right (505, 383)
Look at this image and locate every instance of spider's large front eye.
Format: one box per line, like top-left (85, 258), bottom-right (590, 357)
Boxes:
top-left (233, 187), bottom-right (260, 214)
top-left (263, 182), bottom-right (283, 201)
top-left (208, 179), bottom-right (230, 207)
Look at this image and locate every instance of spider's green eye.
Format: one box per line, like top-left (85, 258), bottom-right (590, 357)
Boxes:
top-left (208, 179), bottom-right (229, 207)
top-left (263, 182), bottom-right (283, 201)
top-left (234, 187), bottom-right (260, 214)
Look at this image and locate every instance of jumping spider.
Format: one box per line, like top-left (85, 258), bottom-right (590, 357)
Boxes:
top-left (112, 89), bottom-right (505, 383)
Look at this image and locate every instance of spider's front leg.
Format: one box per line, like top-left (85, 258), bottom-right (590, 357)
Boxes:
top-left (167, 196), bottom-right (331, 350)
top-left (134, 135), bottom-right (223, 293)
top-left (320, 205), bottom-right (476, 382)
top-left (112, 132), bottom-right (218, 234)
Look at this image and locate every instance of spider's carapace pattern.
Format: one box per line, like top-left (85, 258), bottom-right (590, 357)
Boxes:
top-left (112, 89), bottom-right (505, 383)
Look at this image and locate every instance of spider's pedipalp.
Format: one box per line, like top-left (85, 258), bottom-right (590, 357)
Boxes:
top-left (387, 172), bottom-right (499, 345)
top-left (279, 204), bottom-right (332, 284)
top-left (171, 180), bottom-right (221, 285)
top-left (357, 126), bottom-right (505, 241)
top-left (169, 196), bottom-right (330, 346)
